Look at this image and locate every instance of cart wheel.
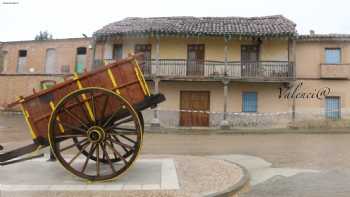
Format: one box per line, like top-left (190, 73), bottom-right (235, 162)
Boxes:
top-left (48, 87), bottom-right (143, 181)
top-left (74, 111), bottom-right (144, 163)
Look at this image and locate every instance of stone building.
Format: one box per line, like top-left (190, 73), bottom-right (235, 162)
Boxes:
top-left (1, 16), bottom-right (350, 128)
top-left (92, 16), bottom-right (350, 128)
top-left (93, 16), bottom-right (296, 128)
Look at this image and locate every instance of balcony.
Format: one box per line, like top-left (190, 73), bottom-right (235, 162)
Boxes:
top-left (320, 64), bottom-right (350, 79)
top-left (96, 59), bottom-right (294, 82)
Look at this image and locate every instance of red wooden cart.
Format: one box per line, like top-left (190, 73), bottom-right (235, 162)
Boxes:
top-left (0, 53), bottom-right (165, 181)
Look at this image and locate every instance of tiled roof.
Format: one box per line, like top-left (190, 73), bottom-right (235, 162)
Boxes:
top-left (2, 37), bottom-right (91, 44)
top-left (94, 15), bottom-right (296, 38)
top-left (298, 34), bottom-right (350, 41)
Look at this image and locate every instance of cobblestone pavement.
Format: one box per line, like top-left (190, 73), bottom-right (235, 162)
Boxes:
top-left (1, 114), bottom-right (350, 196)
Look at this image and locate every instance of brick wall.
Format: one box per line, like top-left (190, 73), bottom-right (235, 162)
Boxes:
top-left (0, 74), bottom-right (66, 110)
top-left (1, 38), bottom-right (92, 74)
top-left (0, 38), bottom-right (93, 109)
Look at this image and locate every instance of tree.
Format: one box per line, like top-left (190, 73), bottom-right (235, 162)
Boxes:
top-left (35, 31), bottom-right (53, 40)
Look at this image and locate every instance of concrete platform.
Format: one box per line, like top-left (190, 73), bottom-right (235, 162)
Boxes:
top-left (0, 155), bottom-right (248, 197)
top-left (0, 158), bottom-right (179, 191)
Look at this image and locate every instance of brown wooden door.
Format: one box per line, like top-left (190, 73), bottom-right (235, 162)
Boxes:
top-left (187, 44), bottom-right (205, 76)
top-left (241, 45), bottom-right (259, 78)
top-left (180, 91), bottom-right (210, 126)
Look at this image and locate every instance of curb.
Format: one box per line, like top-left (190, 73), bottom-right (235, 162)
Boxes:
top-left (1, 111), bottom-right (350, 134)
top-left (204, 161), bottom-right (250, 197)
top-left (143, 127), bottom-right (350, 135)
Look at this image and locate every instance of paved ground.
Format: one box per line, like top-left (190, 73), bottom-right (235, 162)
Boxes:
top-left (1, 114), bottom-right (350, 196)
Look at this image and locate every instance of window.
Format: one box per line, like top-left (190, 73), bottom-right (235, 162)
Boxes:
top-left (325, 96), bottom-right (341, 120)
top-left (113, 44), bottom-right (123, 60)
top-left (242, 92), bottom-right (257, 112)
top-left (19, 50), bottom-right (27, 57)
top-left (77, 47), bottom-right (87, 55)
top-left (325, 48), bottom-right (341, 64)
top-left (17, 49), bottom-right (27, 73)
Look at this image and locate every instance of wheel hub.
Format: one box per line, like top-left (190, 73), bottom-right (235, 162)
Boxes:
top-left (87, 126), bottom-right (105, 143)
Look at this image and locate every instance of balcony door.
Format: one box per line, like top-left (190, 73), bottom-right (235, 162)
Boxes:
top-left (17, 50), bottom-right (27, 73)
top-left (135, 44), bottom-right (152, 75)
top-left (75, 47), bottom-right (86, 73)
top-left (45, 48), bottom-right (57, 73)
top-left (113, 44), bottom-right (123, 60)
top-left (241, 45), bottom-right (259, 78)
top-left (187, 44), bottom-right (205, 76)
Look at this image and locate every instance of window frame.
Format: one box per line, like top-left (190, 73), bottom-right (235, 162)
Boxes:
top-left (324, 48), bottom-right (341, 64)
top-left (242, 91), bottom-right (258, 113)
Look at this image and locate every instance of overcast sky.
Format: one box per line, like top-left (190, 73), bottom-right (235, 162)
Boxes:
top-left (0, 0), bottom-right (349, 41)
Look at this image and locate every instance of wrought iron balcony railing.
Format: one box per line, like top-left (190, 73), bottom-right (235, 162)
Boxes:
top-left (96, 59), bottom-right (294, 81)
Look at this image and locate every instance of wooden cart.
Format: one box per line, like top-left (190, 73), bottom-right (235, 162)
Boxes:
top-left (0, 53), bottom-right (165, 181)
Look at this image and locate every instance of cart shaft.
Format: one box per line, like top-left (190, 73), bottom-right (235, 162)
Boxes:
top-left (0, 143), bottom-right (43, 165)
